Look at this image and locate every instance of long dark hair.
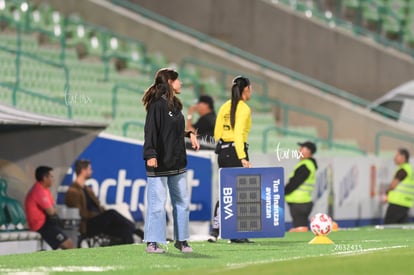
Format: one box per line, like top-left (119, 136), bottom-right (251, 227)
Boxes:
top-left (142, 68), bottom-right (183, 111)
top-left (230, 76), bottom-right (250, 129)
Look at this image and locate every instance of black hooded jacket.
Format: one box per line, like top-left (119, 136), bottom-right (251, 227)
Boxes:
top-left (143, 96), bottom-right (189, 177)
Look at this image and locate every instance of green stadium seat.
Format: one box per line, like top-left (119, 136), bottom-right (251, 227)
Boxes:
top-left (0, 0), bottom-right (17, 27)
top-left (86, 30), bottom-right (105, 57)
top-left (181, 64), bottom-right (201, 81)
top-left (386, 0), bottom-right (407, 20)
top-left (200, 76), bottom-right (224, 101)
top-left (382, 13), bottom-right (403, 37)
top-left (6, 1), bottom-right (31, 30)
top-left (0, 85), bottom-right (12, 104)
top-left (342, 0), bottom-right (360, 17)
top-left (403, 12), bottom-right (414, 45)
top-left (147, 52), bottom-right (168, 69)
top-left (0, 179), bottom-right (26, 229)
top-left (25, 3), bottom-right (64, 42)
top-left (65, 19), bottom-right (89, 49)
top-left (2, 2), bottom-right (357, 156)
top-left (361, 1), bottom-right (382, 27)
top-left (295, 0), bottom-right (317, 13)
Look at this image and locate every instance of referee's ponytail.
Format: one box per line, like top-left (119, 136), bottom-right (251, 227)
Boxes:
top-left (230, 76), bottom-right (250, 129)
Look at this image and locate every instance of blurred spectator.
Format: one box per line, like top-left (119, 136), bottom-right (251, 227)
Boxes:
top-left (285, 141), bottom-right (318, 232)
top-left (186, 95), bottom-right (216, 149)
top-left (65, 159), bottom-right (144, 245)
top-left (384, 148), bottom-right (414, 224)
top-left (25, 166), bottom-right (75, 250)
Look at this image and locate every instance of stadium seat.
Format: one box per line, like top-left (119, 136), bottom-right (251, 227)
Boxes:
top-left (386, 0), bottom-right (407, 20)
top-left (0, 0), bottom-right (373, 157)
top-left (2, 1), bottom-right (30, 30)
top-left (360, 1), bottom-right (383, 31)
top-left (403, 11), bottom-right (414, 46)
top-left (382, 11), bottom-right (404, 38)
top-left (0, 179), bottom-right (26, 229)
top-left (147, 51), bottom-right (168, 69)
top-left (28, 3), bottom-right (61, 34)
top-left (0, 0), bottom-right (15, 27)
top-left (200, 76), bottom-right (224, 101)
top-left (341, 0), bottom-right (360, 21)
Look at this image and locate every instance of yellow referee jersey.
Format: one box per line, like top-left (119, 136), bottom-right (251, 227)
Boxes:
top-left (214, 99), bottom-right (251, 159)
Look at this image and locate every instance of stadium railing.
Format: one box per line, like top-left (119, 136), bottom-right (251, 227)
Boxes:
top-left (180, 57), bottom-right (269, 100)
top-left (122, 121), bottom-right (145, 137)
top-left (0, 0), bottom-right (409, 156)
top-left (374, 130), bottom-right (414, 155)
top-left (262, 126), bottom-right (367, 155)
top-left (111, 83), bottom-right (143, 119)
top-left (0, 21), bottom-right (71, 118)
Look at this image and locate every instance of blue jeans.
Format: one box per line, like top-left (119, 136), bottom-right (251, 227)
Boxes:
top-left (144, 172), bottom-right (190, 243)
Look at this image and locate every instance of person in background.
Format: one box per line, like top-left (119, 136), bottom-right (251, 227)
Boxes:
top-left (186, 95), bottom-right (216, 149)
top-left (210, 75), bottom-right (253, 243)
top-left (384, 148), bottom-right (414, 224)
top-left (142, 68), bottom-right (199, 253)
top-left (65, 159), bottom-right (144, 245)
top-left (25, 166), bottom-right (75, 250)
top-left (285, 141), bottom-right (318, 232)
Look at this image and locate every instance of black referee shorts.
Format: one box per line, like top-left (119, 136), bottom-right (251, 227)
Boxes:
top-left (37, 219), bottom-right (69, 250)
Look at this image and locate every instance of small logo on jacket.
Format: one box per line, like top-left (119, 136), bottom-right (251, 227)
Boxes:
top-left (168, 111), bottom-right (173, 117)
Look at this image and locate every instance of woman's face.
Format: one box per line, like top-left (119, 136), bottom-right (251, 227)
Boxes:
top-left (242, 85), bottom-right (252, 101)
top-left (170, 78), bottom-right (182, 94)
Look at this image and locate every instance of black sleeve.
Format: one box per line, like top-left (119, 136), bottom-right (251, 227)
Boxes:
top-left (284, 164), bottom-right (311, 195)
top-left (143, 103), bottom-right (161, 160)
top-left (193, 116), bottom-right (209, 135)
top-left (193, 113), bottom-right (215, 137)
top-left (394, 168), bottom-right (407, 181)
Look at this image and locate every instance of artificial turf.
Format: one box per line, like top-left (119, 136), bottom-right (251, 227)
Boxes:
top-left (0, 226), bottom-right (413, 274)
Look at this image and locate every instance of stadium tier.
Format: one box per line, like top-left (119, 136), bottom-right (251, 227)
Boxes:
top-left (0, 0), bottom-right (377, 155)
top-left (276, 0), bottom-right (414, 54)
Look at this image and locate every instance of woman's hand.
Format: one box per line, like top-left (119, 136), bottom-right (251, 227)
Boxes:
top-left (241, 159), bottom-right (252, 168)
top-left (190, 132), bottom-right (200, 151)
top-left (147, 158), bottom-right (158, 168)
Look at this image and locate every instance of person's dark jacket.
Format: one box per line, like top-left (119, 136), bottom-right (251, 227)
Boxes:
top-left (143, 96), bottom-right (189, 177)
top-left (64, 182), bottom-right (105, 234)
top-left (193, 111), bottom-right (216, 140)
top-left (285, 158), bottom-right (318, 195)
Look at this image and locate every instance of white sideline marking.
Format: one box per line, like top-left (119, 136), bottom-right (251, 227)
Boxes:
top-left (224, 245), bottom-right (408, 271)
top-left (334, 245), bottom-right (407, 256)
top-left (360, 240), bottom-right (381, 242)
top-left (0, 266), bottom-right (119, 273)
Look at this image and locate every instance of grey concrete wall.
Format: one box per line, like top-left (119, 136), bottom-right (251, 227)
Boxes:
top-left (127, 0), bottom-right (414, 101)
top-left (32, 0), bottom-right (414, 154)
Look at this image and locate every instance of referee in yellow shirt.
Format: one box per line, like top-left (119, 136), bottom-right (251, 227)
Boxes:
top-left (209, 75), bottom-right (253, 243)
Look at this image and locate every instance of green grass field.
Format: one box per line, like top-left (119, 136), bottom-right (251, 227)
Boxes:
top-left (0, 227), bottom-right (413, 274)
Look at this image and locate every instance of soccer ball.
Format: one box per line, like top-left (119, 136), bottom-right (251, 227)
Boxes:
top-left (310, 213), bottom-right (332, 236)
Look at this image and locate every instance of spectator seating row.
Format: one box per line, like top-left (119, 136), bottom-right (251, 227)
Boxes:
top-left (0, 0), bottom-right (367, 155)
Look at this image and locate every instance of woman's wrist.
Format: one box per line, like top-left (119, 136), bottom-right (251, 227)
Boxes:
top-left (185, 131), bottom-right (195, 138)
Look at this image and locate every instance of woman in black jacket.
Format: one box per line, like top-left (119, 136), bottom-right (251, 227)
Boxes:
top-left (142, 68), bottom-right (199, 253)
